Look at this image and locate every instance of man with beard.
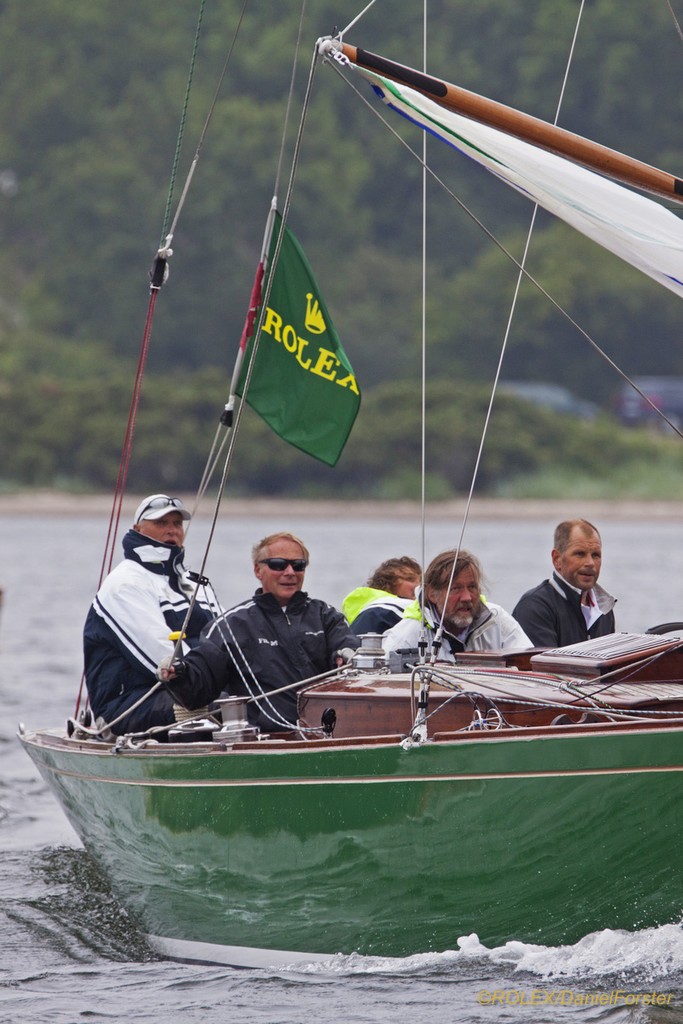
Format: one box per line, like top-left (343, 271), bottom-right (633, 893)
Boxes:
top-left (513, 518), bottom-right (616, 648)
top-left (382, 548), bottom-right (531, 661)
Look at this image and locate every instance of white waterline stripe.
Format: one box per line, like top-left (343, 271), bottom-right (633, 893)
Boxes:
top-left (35, 762), bottom-right (683, 787)
top-left (148, 933), bottom-right (330, 969)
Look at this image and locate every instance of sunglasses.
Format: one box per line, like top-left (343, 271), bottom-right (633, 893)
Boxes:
top-left (259, 558), bottom-right (307, 572)
top-left (138, 496), bottom-right (183, 516)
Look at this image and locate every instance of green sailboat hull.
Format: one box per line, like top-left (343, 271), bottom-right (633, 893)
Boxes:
top-left (20, 723), bottom-right (683, 966)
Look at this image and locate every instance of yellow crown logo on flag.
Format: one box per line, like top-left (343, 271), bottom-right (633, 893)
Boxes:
top-left (305, 293), bottom-right (326, 335)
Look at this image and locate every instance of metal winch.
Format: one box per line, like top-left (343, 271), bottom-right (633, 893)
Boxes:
top-left (352, 633), bottom-right (388, 670)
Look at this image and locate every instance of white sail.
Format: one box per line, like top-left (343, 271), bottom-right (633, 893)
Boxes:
top-left (360, 69), bottom-right (683, 299)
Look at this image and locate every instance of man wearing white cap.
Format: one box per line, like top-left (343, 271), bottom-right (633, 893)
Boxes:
top-left (83, 494), bottom-right (224, 736)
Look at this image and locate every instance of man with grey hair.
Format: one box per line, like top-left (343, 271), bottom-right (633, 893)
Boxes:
top-left (512, 518), bottom-right (616, 648)
top-left (383, 548), bottom-right (531, 660)
top-left (166, 531), bottom-right (360, 732)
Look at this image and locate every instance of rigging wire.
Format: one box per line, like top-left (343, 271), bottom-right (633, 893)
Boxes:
top-left (320, 48), bottom-right (683, 442)
top-left (193, 0), bottom-right (310, 511)
top-left (76, 0), bottom-right (252, 718)
top-left (431, 1), bottom-right (588, 649)
top-left (321, 5), bottom-right (683, 732)
top-left (177, 0), bottom-right (392, 734)
top-left (419, 1), bottom-right (428, 654)
top-left (337, 0), bottom-right (380, 38)
top-left (75, 0), bottom-right (210, 718)
top-left (158, 0), bottom-right (207, 245)
top-left (664, 0), bottom-right (683, 44)
top-left (182, 3), bottom-right (315, 563)
top-left (182, 0), bottom-right (394, 731)
top-left (198, 0), bottom-right (382, 516)
top-left (160, 0), bottom-right (254, 254)
top-left (165, 4), bottom-right (323, 701)
top-left (442, 0), bottom-right (588, 589)
top-left (324, 15), bottom-right (599, 679)
top-left (95, 0), bottom-right (211, 594)
top-left (82, 1), bottom-right (363, 741)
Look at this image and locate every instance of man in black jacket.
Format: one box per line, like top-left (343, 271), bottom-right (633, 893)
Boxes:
top-left (162, 532), bottom-right (359, 733)
top-left (512, 518), bottom-right (616, 649)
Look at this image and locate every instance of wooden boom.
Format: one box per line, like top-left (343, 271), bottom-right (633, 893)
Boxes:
top-left (339, 42), bottom-right (683, 205)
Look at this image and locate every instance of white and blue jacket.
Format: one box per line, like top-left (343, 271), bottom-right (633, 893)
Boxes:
top-left (83, 530), bottom-right (214, 734)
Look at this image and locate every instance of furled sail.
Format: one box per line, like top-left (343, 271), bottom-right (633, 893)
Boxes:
top-left (327, 43), bottom-right (683, 300)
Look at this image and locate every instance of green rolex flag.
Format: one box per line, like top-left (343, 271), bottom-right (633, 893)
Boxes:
top-left (237, 213), bottom-right (360, 466)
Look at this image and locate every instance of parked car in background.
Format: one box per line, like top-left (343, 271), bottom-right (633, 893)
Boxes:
top-left (498, 381), bottom-right (599, 420)
top-left (614, 376), bottom-right (683, 429)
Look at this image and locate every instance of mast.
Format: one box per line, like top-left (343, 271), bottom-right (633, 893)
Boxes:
top-left (335, 42), bottom-right (683, 206)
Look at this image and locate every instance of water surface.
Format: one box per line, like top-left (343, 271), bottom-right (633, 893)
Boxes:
top-left (1, 509), bottom-right (682, 1023)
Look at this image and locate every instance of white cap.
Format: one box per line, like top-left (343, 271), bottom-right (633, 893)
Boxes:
top-left (134, 494), bottom-right (191, 524)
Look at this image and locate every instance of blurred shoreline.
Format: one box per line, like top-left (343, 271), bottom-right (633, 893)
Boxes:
top-left (0, 490), bottom-right (681, 520)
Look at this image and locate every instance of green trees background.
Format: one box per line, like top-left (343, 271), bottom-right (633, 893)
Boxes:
top-left (2, 0), bottom-right (683, 498)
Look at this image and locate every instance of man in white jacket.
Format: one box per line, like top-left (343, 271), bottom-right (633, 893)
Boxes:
top-left (83, 493), bottom-right (221, 735)
top-left (383, 548), bottom-right (531, 661)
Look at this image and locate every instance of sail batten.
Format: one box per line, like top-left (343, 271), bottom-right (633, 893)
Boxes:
top-left (338, 43), bottom-right (683, 205)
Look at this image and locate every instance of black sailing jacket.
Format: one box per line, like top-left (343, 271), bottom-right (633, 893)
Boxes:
top-left (512, 571), bottom-right (616, 648)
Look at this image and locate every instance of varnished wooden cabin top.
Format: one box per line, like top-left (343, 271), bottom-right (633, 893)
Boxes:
top-left (301, 630), bottom-right (683, 737)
